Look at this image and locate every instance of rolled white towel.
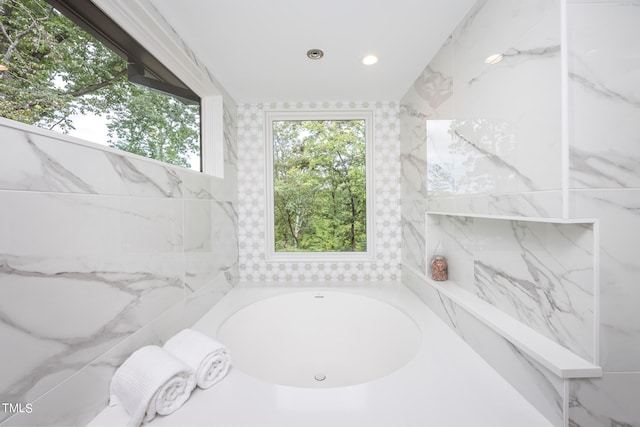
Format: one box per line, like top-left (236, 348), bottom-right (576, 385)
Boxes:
top-left (163, 329), bottom-right (231, 389)
top-left (109, 345), bottom-right (196, 427)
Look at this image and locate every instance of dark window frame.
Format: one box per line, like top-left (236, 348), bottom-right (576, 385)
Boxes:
top-left (44, 0), bottom-right (199, 105)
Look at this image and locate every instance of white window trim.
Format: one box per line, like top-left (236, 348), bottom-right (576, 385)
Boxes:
top-left (264, 109), bottom-right (375, 262)
top-left (92, 0), bottom-right (226, 177)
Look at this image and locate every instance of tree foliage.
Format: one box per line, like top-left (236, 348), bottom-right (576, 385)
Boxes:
top-left (273, 119), bottom-right (367, 252)
top-left (0, 0), bottom-right (199, 168)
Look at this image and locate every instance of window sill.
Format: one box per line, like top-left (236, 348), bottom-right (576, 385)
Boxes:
top-left (265, 251), bottom-right (376, 263)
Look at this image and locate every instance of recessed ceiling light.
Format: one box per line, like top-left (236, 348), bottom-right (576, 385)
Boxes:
top-left (362, 55), bottom-right (378, 66)
top-left (307, 49), bottom-right (324, 60)
top-left (484, 54), bottom-right (503, 65)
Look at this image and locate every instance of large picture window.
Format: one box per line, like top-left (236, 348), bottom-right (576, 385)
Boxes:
top-left (0, 0), bottom-right (201, 170)
top-left (265, 111), bottom-right (373, 260)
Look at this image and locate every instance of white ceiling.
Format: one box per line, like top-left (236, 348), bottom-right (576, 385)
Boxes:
top-left (149, 0), bottom-right (476, 103)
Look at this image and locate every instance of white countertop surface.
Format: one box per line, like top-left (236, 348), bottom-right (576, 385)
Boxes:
top-left (88, 285), bottom-right (553, 427)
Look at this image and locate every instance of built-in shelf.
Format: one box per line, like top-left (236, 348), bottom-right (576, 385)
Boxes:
top-left (409, 265), bottom-right (602, 379)
top-left (426, 211), bottom-right (597, 225)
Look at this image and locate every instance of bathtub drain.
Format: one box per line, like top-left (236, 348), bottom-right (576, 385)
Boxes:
top-left (314, 373), bottom-right (326, 381)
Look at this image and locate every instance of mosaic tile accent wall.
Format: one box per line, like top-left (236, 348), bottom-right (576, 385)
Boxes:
top-left (237, 102), bottom-right (401, 283)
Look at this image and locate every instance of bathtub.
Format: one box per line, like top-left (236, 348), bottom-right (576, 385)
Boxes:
top-left (89, 284), bottom-right (553, 427)
top-left (215, 290), bottom-right (421, 388)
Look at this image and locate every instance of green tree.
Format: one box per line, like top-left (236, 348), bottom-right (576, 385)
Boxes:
top-left (0, 0), bottom-right (199, 168)
top-left (273, 119), bottom-right (367, 252)
top-left (106, 86), bottom-right (199, 168)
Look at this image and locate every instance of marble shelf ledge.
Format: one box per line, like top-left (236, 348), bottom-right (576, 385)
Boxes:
top-left (422, 273), bottom-right (602, 379)
top-left (426, 211), bottom-right (597, 224)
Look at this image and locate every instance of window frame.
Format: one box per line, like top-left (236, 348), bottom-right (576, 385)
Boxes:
top-left (36, 0), bottom-right (225, 176)
top-left (264, 109), bottom-right (375, 262)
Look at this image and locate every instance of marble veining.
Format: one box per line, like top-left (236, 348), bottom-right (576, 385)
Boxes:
top-left (402, 0), bottom-right (639, 425)
top-left (0, 255), bottom-right (183, 407)
top-left (473, 219), bottom-right (594, 360)
top-left (568, 2), bottom-right (640, 190)
top-left (23, 135), bottom-right (98, 194)
top-left (402, 265), bottom-right (563, 427)
top-left (0, 94), bottom-right (238, 425)
top-left (569, 374), bottom-right (640, 427)
top-left (0, 123), bottom-right (189, 199)
top-left (452, 120), bottom-right (536, 193)
top-left (105, 154), bottom-right (183, 198)
top-left (571, 190), bottom-right (640, 372)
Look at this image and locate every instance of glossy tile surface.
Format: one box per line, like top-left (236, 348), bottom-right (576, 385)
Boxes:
top-left (0, 108), bottom-right (238, 426)
top-left (568, 2), bottom-right (640, 190)
top-left (401, 0), bottom-right (640, 425)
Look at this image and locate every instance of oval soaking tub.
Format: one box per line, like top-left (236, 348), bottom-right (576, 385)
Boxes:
top-left (216, 290), bottom-right (421, 388)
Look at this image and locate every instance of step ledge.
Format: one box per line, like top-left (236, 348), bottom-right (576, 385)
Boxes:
top-left (408, 265), bottom-right (602, 379)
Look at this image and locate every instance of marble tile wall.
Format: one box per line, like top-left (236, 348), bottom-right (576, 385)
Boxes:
top-left (423, 0), bottom-right (562, 208)
top-left (401, 0), bottom-right (640, 425)
top-left (0, 106), bottom-right (238, 426)
top-left (237, 101), bottom-right (401, 283)
top-left (567, 2), bottom-right (640, 424)
top-left (427, 214), bottom-right (595, 361)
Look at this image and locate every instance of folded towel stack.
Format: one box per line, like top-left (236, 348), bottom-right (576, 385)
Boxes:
top-left (109, 345), bottom-right (196, 427)
top-left (164, 329), bottom-right (231, 389)
top-left (109, 329), bottom-right (231, 426)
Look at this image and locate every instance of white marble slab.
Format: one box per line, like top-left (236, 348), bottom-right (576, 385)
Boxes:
top-left (473, 218), bottom-right (595, 360)
top-left (569, 372), bottom-right (640, 427)
top-left (0, 301), bottom-right (185, 427)
top-left (570, 189), bottom-right (640, 371)
top-left (568, 2), bottom-right (640, 189)
top-left (451, 0), bottom-right (562, 195)
top-left (0, 121), bottom-right (184, 198)
top-left (0, 105), bottom-right (239, 425)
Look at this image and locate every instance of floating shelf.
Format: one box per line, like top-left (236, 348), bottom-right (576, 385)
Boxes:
top-left (408, 265), bottom-right (602, 379)
top-left (426, 211), bottom-right (597, 225)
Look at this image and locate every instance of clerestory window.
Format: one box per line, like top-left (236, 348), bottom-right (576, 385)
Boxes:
top-left (0, 0), bottom-right (202, 170)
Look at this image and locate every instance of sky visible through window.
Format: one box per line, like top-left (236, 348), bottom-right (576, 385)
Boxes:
top-left (0, 0), bottom-right (201, 171)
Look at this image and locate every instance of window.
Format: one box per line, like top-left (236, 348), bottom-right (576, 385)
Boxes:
top-left (0, 0), bottom-right (202, 170)
top-left (265, 110), bottom-right (374, 260)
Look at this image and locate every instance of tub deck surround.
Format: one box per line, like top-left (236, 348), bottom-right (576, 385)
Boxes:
top-left (88, 285), bottom-right (553, 427)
